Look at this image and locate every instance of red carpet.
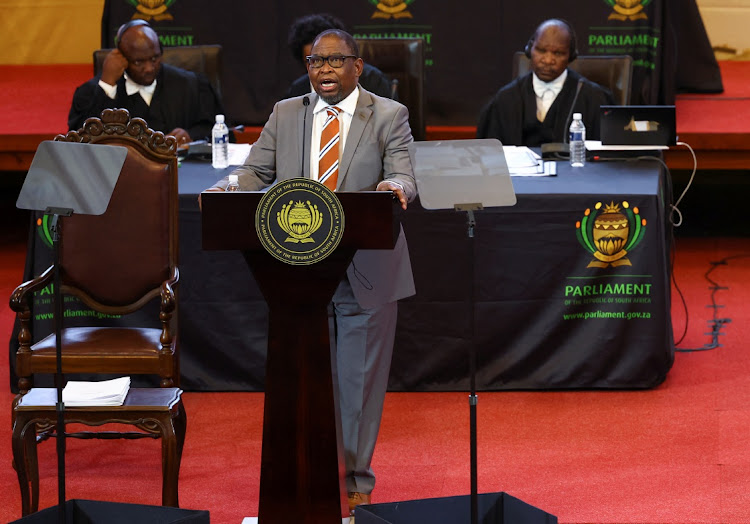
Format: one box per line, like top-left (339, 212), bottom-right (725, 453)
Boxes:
top-left (2, 60), bottom-right (750, 523)
top-left (2, 234), bottom-right (750, 523)
top-left (675, 61), bottom-right (750, 135)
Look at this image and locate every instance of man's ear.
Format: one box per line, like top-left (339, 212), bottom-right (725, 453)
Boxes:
top-left (355, 57), bottom-right (364, 78)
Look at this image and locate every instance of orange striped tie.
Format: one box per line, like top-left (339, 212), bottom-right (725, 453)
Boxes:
top-left (319, 106), bottom-right (341, 190)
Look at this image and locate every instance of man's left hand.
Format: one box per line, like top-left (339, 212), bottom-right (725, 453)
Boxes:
top-left (377, 181), bottom-right (408, 210)
top-left (169, 128), bottom-right (191, 147)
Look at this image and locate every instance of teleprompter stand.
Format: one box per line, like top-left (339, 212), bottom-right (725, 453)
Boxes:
top-left (14, 141), bottom-right (208, 524)
top-left (355, 140), bottom-right (555, 524)
top-left (201, 189), bottom-right (400, 523)
top-left (16, 140), bottom-right (125, 524)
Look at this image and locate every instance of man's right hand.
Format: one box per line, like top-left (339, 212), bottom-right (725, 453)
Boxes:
top-left (198, 187), bottom-right (224, 211)
top-left (100, 49), bottom-right (129, 86)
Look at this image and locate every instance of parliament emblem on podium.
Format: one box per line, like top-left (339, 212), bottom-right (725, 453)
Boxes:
top-left (255, 178), bottom-right (345, 266)
top-left (369, 0), bottom-right (415, 19)
top-left (576, 201), bottom-right (646, 268)
top-left (126, 0), bottom-right (176, 22)
top-left (604, 0), bottom-right (650, 21)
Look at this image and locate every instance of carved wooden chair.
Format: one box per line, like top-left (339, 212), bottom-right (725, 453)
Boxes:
top-left (10, 108), bottom-right (180, 404)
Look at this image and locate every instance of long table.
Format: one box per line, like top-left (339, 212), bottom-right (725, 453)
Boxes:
top-left (10, 157), bottom-right (674, 392)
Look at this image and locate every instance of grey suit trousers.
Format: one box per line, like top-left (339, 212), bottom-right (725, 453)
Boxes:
top-left (330, 275), bottom-right (398, 494)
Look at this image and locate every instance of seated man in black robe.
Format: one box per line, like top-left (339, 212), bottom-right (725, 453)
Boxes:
top-left (284, 13), bottom-right (394, 100)
top-left (477, 19), bottom-right (614, 146)
top-left (68, 20), bottom-right (222, 145)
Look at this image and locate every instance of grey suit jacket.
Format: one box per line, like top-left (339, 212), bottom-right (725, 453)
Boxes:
top-left (224, 86), bottom-right (417, 309)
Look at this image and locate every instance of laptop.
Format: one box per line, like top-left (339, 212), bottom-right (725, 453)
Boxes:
top-left (599, 105), bottom-right (677, 146)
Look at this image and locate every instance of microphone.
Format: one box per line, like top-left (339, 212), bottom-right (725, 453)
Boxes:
top-left (541, 78), bottom-right (584, 159)
top-left (563, 79), bottom-right (584, 145)
top-left (301, 96), bottom-right (310, 178)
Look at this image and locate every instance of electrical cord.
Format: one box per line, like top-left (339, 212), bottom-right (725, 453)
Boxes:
top-left (669, 141), bottom-right (697, 227)
top-left (675, 254), bottom-right (750, 352)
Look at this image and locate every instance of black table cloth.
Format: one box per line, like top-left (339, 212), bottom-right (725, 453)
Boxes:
top-left (10, 156), bottom-right (674, 392)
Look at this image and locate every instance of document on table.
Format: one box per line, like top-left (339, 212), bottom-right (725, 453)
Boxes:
top-left (503, 146), bottom-right (556, 176)
top-left (228, 143), bottom-right (252, 165)
top-left (584, 140), bottom-right (668, 151)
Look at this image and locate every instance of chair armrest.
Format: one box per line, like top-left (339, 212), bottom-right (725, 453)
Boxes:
top-left (160, 266), bottom-right (179, 315)
top-left (9, 266), bottom-right (54, 313)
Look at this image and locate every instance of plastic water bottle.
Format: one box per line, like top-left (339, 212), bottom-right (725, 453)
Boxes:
top-left (226, 174), bottom-right (240, 192)
top-left (212, 114), bottom-right (229, 169)
top-left (569, 113), bottom-right (586, 167)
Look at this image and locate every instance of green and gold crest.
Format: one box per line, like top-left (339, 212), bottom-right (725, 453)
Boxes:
top-left (256, 179), bottom-right (345, 266)
top-left (126, 0), bottom-right (176, 21)
top-left (576, 201), bottom-right (646, 268)
top-left (368, 0), bottom-right (415, 19)
top-left (604, 0), bottom-right (651, 21)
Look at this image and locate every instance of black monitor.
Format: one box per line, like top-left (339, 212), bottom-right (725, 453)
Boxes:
top-left (600, 105), bottom-right (677, 146)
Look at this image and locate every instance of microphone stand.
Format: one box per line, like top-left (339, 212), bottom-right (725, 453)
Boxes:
top-left (541, 78), bottom-right (584, 159)
top-left (300, 96), bottom-right (310, 178)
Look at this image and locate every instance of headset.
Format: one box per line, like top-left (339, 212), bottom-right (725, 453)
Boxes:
top-left (524, 18), bottom-right (578, 62)
top-left (114, 19), bottom-right (152, 49)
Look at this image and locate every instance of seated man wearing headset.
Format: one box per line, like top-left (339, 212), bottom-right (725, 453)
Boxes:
top-left (477, 18), bottom-right (613, 147)
top-left (68, 20), bottom-right (222, 144)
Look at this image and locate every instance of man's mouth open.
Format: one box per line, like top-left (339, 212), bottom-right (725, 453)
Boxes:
top-left (319, 79), bottom-right (338, 92)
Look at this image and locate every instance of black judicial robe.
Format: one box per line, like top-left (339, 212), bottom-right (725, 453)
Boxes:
top-left (284, 63), bottom-right (395, 100)
top-left (68, 63), bottom-right (222, 140)
top-left (476, 69), bottom-right (614, 146)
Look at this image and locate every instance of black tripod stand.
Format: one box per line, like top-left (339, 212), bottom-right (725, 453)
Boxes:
top-left (16, 140), bottom-right (127, 523)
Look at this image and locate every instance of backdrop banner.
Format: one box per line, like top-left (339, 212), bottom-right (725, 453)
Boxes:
top-left (100, 0), bottom-right (721, 127)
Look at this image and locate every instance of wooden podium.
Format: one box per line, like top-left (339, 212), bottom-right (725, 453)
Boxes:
top-left (201, 189), bottom-right (398, 523)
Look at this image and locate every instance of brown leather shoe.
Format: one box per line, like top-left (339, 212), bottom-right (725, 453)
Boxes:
top-left (348, 491), bottom-right (372, 516)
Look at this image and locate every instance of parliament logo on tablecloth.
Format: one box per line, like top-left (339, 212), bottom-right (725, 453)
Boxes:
top-left (126, 0), bottom-right (176, 22)
top-left (575, 201), bottom-right (646, 268)
top-left (255, 179), bottom-right (345, 266)
top-left (604, 0), bottom-right (650, 21)
top-left (369, 0), bottom-right (415, 19)
top-left (35, 215), bottom-right (54, 249)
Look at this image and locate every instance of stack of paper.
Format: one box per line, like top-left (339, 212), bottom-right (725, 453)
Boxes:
top-left (503, 146), bottom-right (557, 176)
top-left (62, 376), bottom-right (131, 407)
top-left (228, 143), bottom-right (252, 165)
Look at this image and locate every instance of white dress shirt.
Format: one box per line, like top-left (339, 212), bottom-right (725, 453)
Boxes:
top-left (532, 70), bottom-right (567, 122)
top-left (98, 72), bottom-right (157, 105)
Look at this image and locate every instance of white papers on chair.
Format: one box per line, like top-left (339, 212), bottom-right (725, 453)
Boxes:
top-left (62, 376), bottom-right (131, 406)
top-left (503, 146), bottom-right (554, 176)
top-left (228, 143), bottom-right (252, 165)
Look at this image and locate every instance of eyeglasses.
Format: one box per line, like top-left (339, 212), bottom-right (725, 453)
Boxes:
top-left (306, 55), bottom-right (358, 68)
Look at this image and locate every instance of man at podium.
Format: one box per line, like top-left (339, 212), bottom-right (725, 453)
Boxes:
top-left (203, 29), bottom-right (416, 517)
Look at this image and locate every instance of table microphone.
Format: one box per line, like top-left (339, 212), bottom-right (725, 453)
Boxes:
top-left (541, 78), bottom-right (584, 159)
top-left (301, 96), bottom-right (310, 178)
